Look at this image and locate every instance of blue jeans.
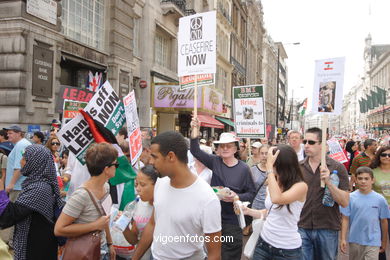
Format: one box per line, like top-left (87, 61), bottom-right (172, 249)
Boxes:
top-left (298, 228), bottom-right (338, 260)
top-left (253, 236), bottom-right (303, 260)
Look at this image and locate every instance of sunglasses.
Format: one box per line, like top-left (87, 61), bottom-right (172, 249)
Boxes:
top-left (51, 142), bottom-right (60, 146)
top-left (303, 139), bottom-right (320, 145)
top-left (107, 162), bottom-right (119, 168)
top-left (380, 153), bottom-right (390, 158)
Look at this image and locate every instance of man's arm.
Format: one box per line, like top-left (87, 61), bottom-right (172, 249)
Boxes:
top-left (6, 169), bottom-right (21, 193)
top-left (132, 209), bottom-right (155, 260)
top-left (205, 231), bottom-right (221, 260)
top-left (380, 218), bottom-right (388, 253)
top-left (340, 215), bottom-right (349, 253)
top-left (320, 166), bottom-right (349, 207)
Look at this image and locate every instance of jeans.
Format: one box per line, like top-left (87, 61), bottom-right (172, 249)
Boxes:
top-left (298, 228), bottom-right (338, 260)
top-left (221, 223), bottom-right (243, 260)
top-left (253, 236), bottom-right (303, 260)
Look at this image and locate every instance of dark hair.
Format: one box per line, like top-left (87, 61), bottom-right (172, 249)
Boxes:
top-left (141, 128), bottom-right (153, 139)
top-left (33, 131), bottom-right (45, 143)
top-left (142, 139), bottom-right (151, 149)
top-left (273, 144), bottom-right (305, 213)
top-left (151, 131), bottom-right (188, 164)
top-left (62, 149), bottom-right (69, 158)
top-left (119, 127), bottom-right (128, 139)
top-left (0, 130), bottom-right (7, 140)
top-left (305, 127), bottom-right (322, 142)
top-left (140, 165), bottom-right (158, 184)
top-left (364, 139), bottom-right (376, 149)
top-left (345, 141), bottom-right (356, 172)
top-left (356, 166), bottom-right (374, 179)
top-left (85, 143), bottom-right (118, 176)
top-left (370, 146), bottom-right (390, 169)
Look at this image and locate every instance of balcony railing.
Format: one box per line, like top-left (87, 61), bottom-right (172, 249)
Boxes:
top-left (161, 0), bottom-right (186, 14)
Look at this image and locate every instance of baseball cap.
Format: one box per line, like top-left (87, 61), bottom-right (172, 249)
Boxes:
top-left (3, 124), bottom-right (23, 132)
top-left (251, 141), bottom-right (262, 148)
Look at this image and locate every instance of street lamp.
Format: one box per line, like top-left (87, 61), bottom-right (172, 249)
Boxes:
top-left (275, 42), bottom-right (300, 139)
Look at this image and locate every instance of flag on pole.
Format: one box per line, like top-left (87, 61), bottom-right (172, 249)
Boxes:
top-left (87, 71), bottom-right (103, 92)
top-left (297, 98), bottom-right (308, 116)
top-left (371, 90), bottom-right (379, 108)
top-left (376, 86), bottom-right (387, 105)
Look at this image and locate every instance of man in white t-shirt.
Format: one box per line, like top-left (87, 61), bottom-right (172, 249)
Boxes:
top-left (132, 131), bottom-right (221, 260)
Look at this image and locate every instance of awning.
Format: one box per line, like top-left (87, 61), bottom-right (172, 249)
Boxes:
top-left (216, 116), bottom-right (235, 128)
top-left (198, 114), bottom-right (224, 129)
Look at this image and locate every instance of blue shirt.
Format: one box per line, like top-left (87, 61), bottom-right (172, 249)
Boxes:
top-left (6, 138), bottom-right (31, 190)
top-left (340, 190), bottom-right (390, 246)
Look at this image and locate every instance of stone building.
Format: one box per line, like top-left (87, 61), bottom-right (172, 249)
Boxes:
top-left (0, 0), bottom-right (137, 132)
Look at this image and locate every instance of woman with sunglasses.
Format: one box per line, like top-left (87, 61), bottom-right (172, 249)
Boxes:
top-left (0, 144), bottom-right (64, 259)
top-left (242, 145), bottom-right (308, 259)
top-left (370, 145), bottom-right (390, 260)
top-left (55, 143), bottom-right (118, 260)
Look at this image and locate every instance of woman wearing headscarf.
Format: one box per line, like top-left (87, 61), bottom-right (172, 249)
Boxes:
top-left (0, 144), bottom-right (64, 260)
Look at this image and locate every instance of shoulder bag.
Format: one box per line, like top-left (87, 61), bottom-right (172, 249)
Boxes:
top-left (62, 187), bottom-right (105, 260)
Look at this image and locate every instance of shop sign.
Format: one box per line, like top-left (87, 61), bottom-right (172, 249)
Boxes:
top-left (27, 0), bottom-right (57, 25)
top-left (203, 87), bottom-right (222, 113)
top-left (153, 84), bottom-right (202, 108)
top-left (32, 45), bottom-right (53, 98)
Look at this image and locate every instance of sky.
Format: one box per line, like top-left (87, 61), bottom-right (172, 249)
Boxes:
top-left (261, 0), bottom-right (390, 101)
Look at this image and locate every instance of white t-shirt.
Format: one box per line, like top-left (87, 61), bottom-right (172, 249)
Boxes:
top-left (66, 152), bottom-right (91, 198)
top-left (151, 176), bottom-right (221, 260)
top-left (296, 144), bottom-right (305, 161)
top-left (189, 164), bottom-right (212, 184)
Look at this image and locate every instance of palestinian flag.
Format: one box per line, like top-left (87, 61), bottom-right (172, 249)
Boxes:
top-left (80, 110), bottom-right (137, 210)
top-left (297, 98), bottom-right (308, 116)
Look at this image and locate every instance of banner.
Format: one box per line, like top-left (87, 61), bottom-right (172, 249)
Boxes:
top-left (179, 74), bottom-right (214, 90)
top-left (62, 100), bottom-right (88, 125)
top-left (312, 57), bottom-right (345, 115)
top-left (178, 11), bottom-right (216, 76)
top-left (233, 85), bottom-right (266, 138)
top-left (327, 139), bottom-right (348, 163)
top-left (123, 90), bottom-right (142, 165)
top-left (57, 81), bottom-right (126, 164)
top-left (55, 85), bottom-right (94, 113)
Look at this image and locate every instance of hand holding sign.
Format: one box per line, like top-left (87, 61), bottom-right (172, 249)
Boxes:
top-left (190, 116), bottom-right (200, 139)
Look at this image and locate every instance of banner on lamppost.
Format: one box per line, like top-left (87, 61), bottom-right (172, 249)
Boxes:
top-left (233, 85), bottom-right (266, 138)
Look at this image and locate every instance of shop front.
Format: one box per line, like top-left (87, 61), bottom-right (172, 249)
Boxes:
top-left (152, 83), bottom-right (224, 138)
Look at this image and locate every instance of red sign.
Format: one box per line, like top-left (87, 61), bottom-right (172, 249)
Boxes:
top-left (139, 80), bottom-right (147, 89)
top-left (56, 85), bottom-right (95, 113)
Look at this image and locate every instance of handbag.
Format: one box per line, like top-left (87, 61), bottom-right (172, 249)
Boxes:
top-left (62, 187), bottom-right (105, 260)
top-left (243, 204), bottom-right (273, 259)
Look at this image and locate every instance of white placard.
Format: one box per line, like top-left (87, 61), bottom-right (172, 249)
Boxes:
top-left (27, 0), bottom-right (57, 25)
top-left (311, 57), bottom-right (345, 115)
top-left (178, 11), bottom-right (216, 76)
top-left (123, 91), bottom-right (142, 165)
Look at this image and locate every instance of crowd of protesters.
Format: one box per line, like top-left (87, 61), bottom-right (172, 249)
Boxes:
top-left (1, 120), bottom-right (390, 260)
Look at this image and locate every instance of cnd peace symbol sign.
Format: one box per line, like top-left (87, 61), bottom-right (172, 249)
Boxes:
top-left (190, 17), bottom-right (202, 30)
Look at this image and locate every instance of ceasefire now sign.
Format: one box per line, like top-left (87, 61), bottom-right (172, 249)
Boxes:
top-left (177, 11), bottom-right (216, 77)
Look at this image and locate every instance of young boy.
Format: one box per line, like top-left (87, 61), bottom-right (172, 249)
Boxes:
top-left (340, 166), bottom-right (390, 260)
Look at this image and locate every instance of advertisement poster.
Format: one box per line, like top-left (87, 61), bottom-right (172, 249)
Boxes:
top-left (57, 81), bottom-right (126, 164)
top-left (123, 91), bottom-right (142, 165)
top-left (233, 85), bottom-right (266, 138)
top-left (178, 11), bottom-right (216, 76)
top-left (312, 57), bottom-right (345, 115)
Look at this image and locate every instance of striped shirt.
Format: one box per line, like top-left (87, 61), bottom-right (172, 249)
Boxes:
top-left (349, 152), bottom-right (372, 175)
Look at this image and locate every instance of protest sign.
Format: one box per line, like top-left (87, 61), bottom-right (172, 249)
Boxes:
top-left (62, 100), bottom-right (88, 125)
top-left (233, 85), bottom-right (266, 138)
top-left (312, 57), bottom-right (345, 115)
top-left (123, 90), bottom-right (142, 165)
top-left (179, 74), bottom-right (214, 90)
top-left (178, 11), bottom-right (216, 77)
top-left (327, 139), bottom-right (348, 163)
top-left (57, 81), bottom-right (126, 164)
top-left (55, 85), bottom-right (94, 113)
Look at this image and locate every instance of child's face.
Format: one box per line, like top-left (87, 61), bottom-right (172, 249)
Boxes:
top-left (356, 173), bottom-right (374, 193)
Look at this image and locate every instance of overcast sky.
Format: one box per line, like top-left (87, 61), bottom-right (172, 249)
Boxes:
top-left (261, 0), bottom-right (390, 101)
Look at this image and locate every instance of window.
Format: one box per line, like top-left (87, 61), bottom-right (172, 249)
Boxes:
top-left (133, 18), bottom-right (140, 57)
top-left (154, 29), bottom-right (171, 69)
top-left (62, 0), bottom-right (105, 50)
